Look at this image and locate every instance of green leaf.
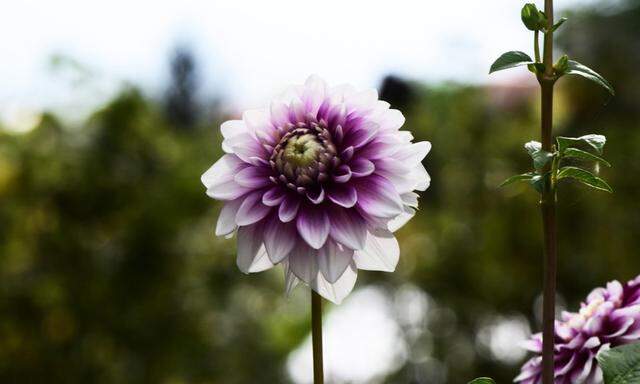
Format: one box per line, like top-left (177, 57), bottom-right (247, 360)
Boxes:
top-left (597, 342), bottom-right (640, 384)
top-left (532, 150), bottom-right (554, 170)
top-left (565, 60), bottom-right (615, 95)
top-left (563, 148), bottom-right (611, 167)
top-left (549, 17), bottom-right (567, 32)
top-left (558, 166), bottom-right (613, 192)
top-left (556, 134), bottom-right (606, 154)
top-left (490, 51), bottom-right (533, 74)
top-left (524, 141), bottom-right (554, 170)
top-left (530, 174), bottom-right (546, 193)
top-left (500, 172), bottom-right (536, 187)
top-left (468, 378), bottom-right (496, 384)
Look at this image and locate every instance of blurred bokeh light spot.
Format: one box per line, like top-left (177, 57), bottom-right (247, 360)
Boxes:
top-left (287, 287), bottom-right (407, 384)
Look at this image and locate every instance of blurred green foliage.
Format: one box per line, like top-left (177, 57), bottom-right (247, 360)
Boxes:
top-left (1, 1), bottom-right (639, 383)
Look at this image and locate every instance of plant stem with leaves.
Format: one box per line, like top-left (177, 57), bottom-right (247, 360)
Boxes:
top-left (539, 1), bottom-right (557, 382)
top-left (484, 2), bottom-right (614, 383)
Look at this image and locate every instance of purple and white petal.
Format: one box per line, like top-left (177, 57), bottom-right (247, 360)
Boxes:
top-left (317, 240), bottom-right (354, 283)
top-left (329, 207), bottom-right (367, 250)
top-left (264, 215), bottom-right (297, 263)
top-left (279, 195), bottom-right (301, 223)
top-left (312, 263), bottom-right (358, 305)
top-left (234, 166), bottom-right (272, 188)
top-left (296, 206), bottom-right (330, 249)
top-left (236, 223), bottom-right (273, 273)
top-left (235, 191), bottom-right (272, 226)
top-left (355, 175), bottom-right (404, 219)
top-left (215, 198), bottom-right (244, 236)
top-left (289, 241), bottom-right (319, 284)
top-left (327, 184), bottom-right (358, 208)
top-left (283, 262), bottom-right (301, 297)
top-left (353, 229), bottom-right (400, 272)
top-left (387, 207), bottom-right (416, 233)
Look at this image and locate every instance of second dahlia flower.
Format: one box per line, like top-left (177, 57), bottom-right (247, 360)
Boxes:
top-left (515, 275), bottom-right (640, 384)
top-left (201, 76), bottom-right (430, 304)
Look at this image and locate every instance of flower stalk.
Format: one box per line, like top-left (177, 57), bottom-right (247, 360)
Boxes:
top-left (539, 1), bottom-right (557, 383)
top-left (490, 2), bottom-right (615, 383)
top-left (311, 290), bottom-right (324, 384)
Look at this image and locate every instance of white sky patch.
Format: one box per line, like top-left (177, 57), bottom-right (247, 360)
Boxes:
top-left (1, 0), bottom-right (603, 124)
top-left (287, 286), bottom-right (407, 384)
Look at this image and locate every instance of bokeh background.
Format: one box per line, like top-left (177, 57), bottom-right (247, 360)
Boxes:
top-left (1, 0), bottom-right (639, 383)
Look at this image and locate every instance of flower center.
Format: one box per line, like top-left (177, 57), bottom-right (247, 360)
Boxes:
top-left (270, 123), bottom-right (338, 191)
top-left (283, 133), bottom-right (321, 167)
top-left (579, 297), bottom-right (604, 319)
top-left (566, 297), bottom-right (605, 329)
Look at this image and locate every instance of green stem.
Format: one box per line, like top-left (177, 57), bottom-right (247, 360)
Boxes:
top-left (543, 0), bottom-right (554, 77)
top-left (540, 1), bottom-right (557, 384)
top-left (311, 290), bottom-right (324, 384)
top-left (534, 30), bottom-right (541, 63)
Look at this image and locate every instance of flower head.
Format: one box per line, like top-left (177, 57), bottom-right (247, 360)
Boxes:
top-left (515, 275), bottom-right (640, 384)
top-left (201, 76), bottom-right (430, 303)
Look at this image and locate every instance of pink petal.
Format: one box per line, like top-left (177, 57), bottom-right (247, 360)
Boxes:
top-left (332, 165), bottom-right (352, 183)
top-left (318, 241), bottom-right (354, 283)
top-left (202, 155), bottom-right (254, 200)
top-left (270, 101), bottom-right (291, 127)
top-left (350, 158), bottom-right (375, 177)
top-left (234, 166), bottom-right (272, 188)
top-left (378, 109), bottom-right (405, 131)
top-left (236, 191), bottom-right (272, 226)
top-left (202, 154), bottom-right (244, 189)
top-left (236, 223), bottom-right (273, 273)
top-left (263, 215), bottom-right (297, 263)
top-left (301, 75), bottom-right (326, 116)
top-left (296, 205), bottom-right (330, 249)
top-left (243, 108), bottom-right (273, 135)
top-left (289, 100), bottom-right (306, 123)
top-left (215, 198), bottom-right (243, 236)
top-left (329, 208), bottom-right (367, 250)
top-left (343, 121), bottom-right (379, 149)
top-left (341, 146), bottom-right (354, 162)
top-left (353, 229), bottom-right (399, 272)
top-left (262, 186), bottom-right (286, 206)
top-left (356, 139), bottom-right (398, 160)
top-left (278, 195), bottom-right (301, 222)
top-left (311, 262), bottom-right (357, 304)
top-left (225, 132), bottom-right (269, 165)
top-left (355, 175), bottom-right (403, 218)
top-left (220, 120), bottom-right (248, 148)
top-left (327, 184), bottom-right (357, 208)
top-left (289, 241), bottom-right (319, 284)
top-left (392, 141), bottom-right (431, 164)
top-left (306, 187), bottom-right (325, 204)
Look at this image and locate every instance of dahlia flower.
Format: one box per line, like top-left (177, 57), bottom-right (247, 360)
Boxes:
top-left (201, 75), bottom-right (430, 304)
top-left (515, 275), bottom-right (640, 384)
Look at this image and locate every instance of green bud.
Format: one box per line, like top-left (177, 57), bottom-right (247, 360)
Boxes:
top-left (527, 63), bottom-right (546, 74)
top-left (521, 4), bottom-right (538, 30)
top-left (554, 54), bottom-right (569, 74)
top-left (521, 3), bottom-right (547, 31)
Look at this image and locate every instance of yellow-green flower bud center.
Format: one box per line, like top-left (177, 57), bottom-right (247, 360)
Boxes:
top-left (283, 134), bottom-right (321, 167)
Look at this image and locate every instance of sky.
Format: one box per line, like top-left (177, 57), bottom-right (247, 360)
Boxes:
top-left (1, 0), bottom-right (603, 128)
